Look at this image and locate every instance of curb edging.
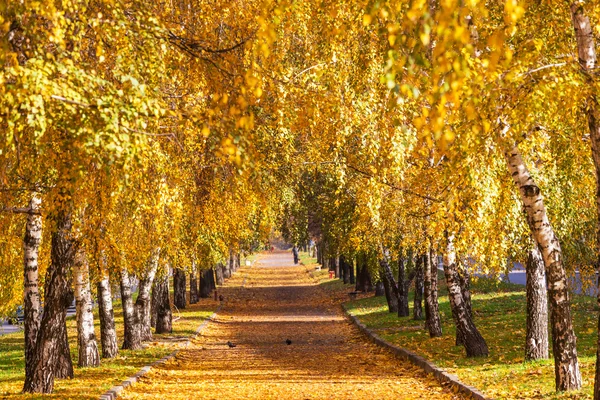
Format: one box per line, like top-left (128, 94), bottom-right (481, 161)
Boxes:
top-left (99, 305), bottom-right (222, 400)
top-left (342, 304), bottom-right (489, 400)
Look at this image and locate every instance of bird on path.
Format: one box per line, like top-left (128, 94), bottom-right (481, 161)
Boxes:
top-left (286, 339), bottom-right (292, 345)
top-left (227, 341), bottom-right (236, 348)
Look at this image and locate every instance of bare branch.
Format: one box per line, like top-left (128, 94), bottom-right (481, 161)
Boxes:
top-left (346, 164), bottom-right (440, 202)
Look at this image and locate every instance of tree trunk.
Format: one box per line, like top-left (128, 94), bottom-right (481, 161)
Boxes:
top-left (229, 249), bottom-right (235, 273)
top-left (398, 258), bottom-right (410, 317)
top-left (200, 269), bottom-right (211, 298)
top-left (443, 233), bottom-right (488, 357)
top-left (151, 273), bottom-right (159, 328)
top-left (173, 268), bottom-right (186, 309)
top-left (507, 145), bottom-right (581, 388)
top-left (455, 261), bottom-right (472, 346)
top-left (341, 255), bottom-right (350, 284)
top-left (356, 253), bottom-right (373, 292)
top-left (215, 263), bottom-right (224, 286)
top-left (23, 195), bottom-right (42, 382)
top-left (423, 250), bottom-right (442, 337)
top-left (190, 266), bottom-right (199, 304)
top-left (413, 255), bottom-right (424, 320)
top-left (96, 273), bottom-right (118, 359)
top-left (570, 3), bottom-right (598, 396)
top-left (120, 268), bottom-right (142, 350)
top-left (23, 211), bottom-right (74, 394)
top-left (208, 268), bottom-right (216, 291)
top-left (223, 251), bottom-right (232, 279)
top-left (73, 251), bottom-right (100, 367)
top-left (136, 250), bottom-right (159, 342)
top-left (380, 260), bottom-right (399, 313)
top-left (374, 281), bottom-right (385, 296)
top-left (349, 256), bottom-right (355, 284)
top-left (334, 256), bottom-right (340, 278)
top-left (525, 247), bottom-right (549, 361)
top-left (154, 275), bottom-right (172, 334)
top-left (316, 241), bottom-right (322, 265)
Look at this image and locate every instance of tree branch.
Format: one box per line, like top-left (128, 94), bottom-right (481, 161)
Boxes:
top-left (346, 163), bottom-right (440, 202)
top-left (2, 207), bottom-right (41, 215)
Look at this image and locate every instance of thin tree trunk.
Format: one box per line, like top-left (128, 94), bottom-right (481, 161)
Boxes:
top-left (570, 2), bottom-right (599, 396)
top-left (334, 256), bottom-right (340, 278)
top-left (136, 250), bottom-right (159, 342)
top-left (190, 264), bottom-right (199, 304)
top-left (120, 268), bottom-right (142, 350)
top-left (507, 145), bottom-right (581, 388)
top-left (173, 268), bottom-right (186, 309)
top-left (525, 247), bottom-right (549, 361)
top-left (413, 255), bottom-right (424, 320)
top-left (398, 258), bottom-right (410, 317)
top-left (443, 232), bottom-right (488, 357)
top-left (349, 256), bottom-right (355, 284)
top-left (455, 261), bottom-right (472, 346)
top-left (215, 263), bottom-right (224, 285)
top-left (154, 275), bottom-right (172, 334)
top-left (96, 273), bottom-right (118, 359)
top-left (151, 272), bottom-right (160, 328)
top-left (223, 251), bottom-right (232, 279)
top-left (23, 195), bottom-right (42, 382)
top-left (424, 250), bottom-right (442, 337)
top-left (356, 253), bottom-right (373, 292)
top-left (73, 251), bottom-right (100, 367)
top-left (341, 255), bottom-right (350, 284)
top-left (23, 211), bottom-right (74, 393)
top-left (200, 269), bottom-right (211, 298)
top-left (208, 268), bottom-right (216, 291)
top-left (380, 260), bottom-right (399, 313)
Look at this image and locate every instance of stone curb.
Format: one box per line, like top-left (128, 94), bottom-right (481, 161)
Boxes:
top-left (342, 304), bottom-right (489, 400)
top-left (99, 305), bottom-right (222, 400)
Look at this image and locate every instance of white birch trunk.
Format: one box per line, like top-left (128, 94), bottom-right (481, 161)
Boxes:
top-left (23, 194), bottom-right (42, 380)
top-left (74, 251), bottom-right (100, 367)
top-left (97, 269), bottom-right (118, 358)
top-left (506, 145), bottom-right (581, 390)
top-left (136, 248), bottom-right (160, 341)
top-left (569, 2), bottom-right (600, 397)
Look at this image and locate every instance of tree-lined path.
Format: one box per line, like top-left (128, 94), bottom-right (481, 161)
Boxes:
top-left (121, 251), bottom-right (460, 399)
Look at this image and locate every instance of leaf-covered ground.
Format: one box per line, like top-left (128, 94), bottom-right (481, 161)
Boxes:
top-left (330, 267), bottom-right (598, 399)
top-left (0, 293), bottom-right (216, 399)
top-left (122, 251), bottom-right (462, 399)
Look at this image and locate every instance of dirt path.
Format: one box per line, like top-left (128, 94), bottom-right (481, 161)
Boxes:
top-left (121, 252), bottom-right (461, 399)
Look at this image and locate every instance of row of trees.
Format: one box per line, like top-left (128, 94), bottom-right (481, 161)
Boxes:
top-left (0, 0), bottom-right (281, 394)
top-left (2, 0), bottom-right (600, 397)
top-left (276, 0), bottom-right (600, 397)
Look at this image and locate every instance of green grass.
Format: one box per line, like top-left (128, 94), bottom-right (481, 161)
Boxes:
top-left (0, 296), bottom-right (216, 399)
top-left (328, 271), bottom-right (596, 399)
